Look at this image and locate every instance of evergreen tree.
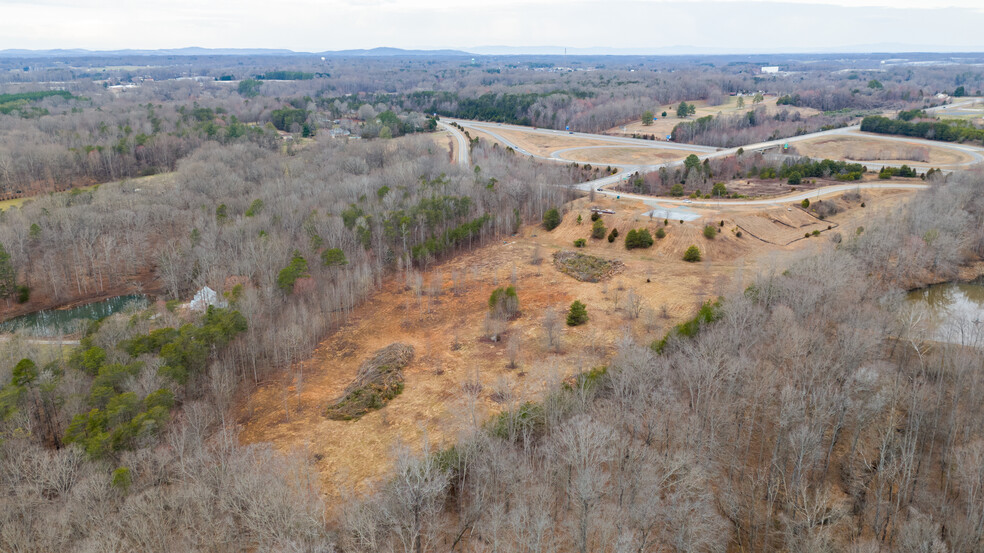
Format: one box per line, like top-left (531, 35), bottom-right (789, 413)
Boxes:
top-left (566, 301), bottom-right (588, 326)
top-left (0, 243), bottom-right (14, 298)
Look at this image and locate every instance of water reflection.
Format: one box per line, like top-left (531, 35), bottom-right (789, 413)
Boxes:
top-left (0, 295), bottom-right (148, 337)
top-left (907, 282), bottom-right (984, 346)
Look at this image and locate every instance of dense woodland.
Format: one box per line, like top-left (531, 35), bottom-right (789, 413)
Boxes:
top-left (2, 54), bottom-right (984, 552)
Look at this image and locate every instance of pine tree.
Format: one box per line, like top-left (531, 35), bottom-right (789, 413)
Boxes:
top-left (0, 243), bottom-right (15, 298)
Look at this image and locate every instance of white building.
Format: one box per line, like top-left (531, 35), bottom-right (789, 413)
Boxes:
top-left (761, 66), bottom-right (780, 74)
top-left (188, 286), bottom-right (228, 312)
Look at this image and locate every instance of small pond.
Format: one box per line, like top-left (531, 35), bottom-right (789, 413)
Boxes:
top-left (0, 294), bottom-right (148, 337)
top-left (906, 281), bottom-right (984, 345)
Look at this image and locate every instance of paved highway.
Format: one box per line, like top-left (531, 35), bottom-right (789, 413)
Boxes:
top-left (438, 120), bottom-right (471, 167)
top-left (441, 100), bottom-right (984, 216)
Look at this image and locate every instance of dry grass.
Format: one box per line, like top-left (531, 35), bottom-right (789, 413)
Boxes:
top-left (324, 343), bottom-right (414, 421)
top-left (486, 128), bottom-right (611, 156)
top-left (237, 188), bottom-right (919, 501)
top-left (559, 146), bottom-right (703, 164)
top-left (733, 208), bottom-right (832, 245)
top-left (794, 135), bottom-right (972, 166)
top-left (606, 95), bottom-right (822, 138)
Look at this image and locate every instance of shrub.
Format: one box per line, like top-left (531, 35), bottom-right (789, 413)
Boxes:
top-left (591, 219), bottom-right (607, 239)
top-left (654, 227), bottom-right (666, 239)
top-left (590, 212), bottom-right (600, 222)
top-left (801, 199), bottom-right (810, 209)
top-left (669, 183), bottom-right (684, 196)
top-left (788, 172), bottom-right (802, 185)
top-left (703, 224), bottom-right (718, 239)
top-left (625, 228), bottom-right (654, 249)
top-left (607, 228), bottom-right (619, 243)
top-left (489, 286), bottom-right (519, 318)
top-left (276, 251), bottom-right (309, 294)
top-left (542, 208), bottom-right (562, 231)
top-left (321, 247), bottom-right (348, 267)
top-left (15, 285), bottom-right (29, 304)
top-left (111, 467), bottom-right (133, 491)
top-left (651, 299), bottom-right (721, 353)
top-left (244, 198), bottom-right (264, 217)
top-left (683, 245), bottom-right (702, 262)
top-left (573, 238), bottom-right (586, 247)
top-left (566, 300), bottom-right (588, 326)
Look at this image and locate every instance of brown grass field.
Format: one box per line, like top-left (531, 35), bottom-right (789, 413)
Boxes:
top-left (488, 128), bottom-right (612, 156)
top-left (793, 134), bottom-right (973, 166)
top-left (238, 185), bottom-right (918, 502)
top-left (605, 95), bottom-right (823, 139)
top-left (559, 146), bottom-right (704, 164)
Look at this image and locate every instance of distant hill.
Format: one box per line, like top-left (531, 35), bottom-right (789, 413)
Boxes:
top-left (0, 47), bottom-right (471, 58)
top-left (320, 47), bottom-right (470, 57)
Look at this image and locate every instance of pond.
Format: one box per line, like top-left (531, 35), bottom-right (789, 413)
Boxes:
top-left (906, 281), bottom-right (984, 345)
top-left (0, 294), bottom-right (148, 337)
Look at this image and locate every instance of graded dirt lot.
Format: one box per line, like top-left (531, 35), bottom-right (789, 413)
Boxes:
top-left (238, 185), bottom-right (918, 501)
top-left (559, 146), bottom-right (704, 164)
top-left (489, 128), bottom-right (612, 156)
top-left (792, 134), bottom-right (974, 167)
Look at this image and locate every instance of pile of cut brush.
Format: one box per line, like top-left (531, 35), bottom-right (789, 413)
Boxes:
top-left (324, 343), bottom-right (415, 421)
top-left (553, 250), bottom-right (624, 282)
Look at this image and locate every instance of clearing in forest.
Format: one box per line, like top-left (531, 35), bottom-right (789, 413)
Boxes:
top-left (238, 188), bottom-right (917, 500)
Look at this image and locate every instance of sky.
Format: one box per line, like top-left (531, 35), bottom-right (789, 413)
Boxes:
top-left (1, 0), bottom-right (983, 53)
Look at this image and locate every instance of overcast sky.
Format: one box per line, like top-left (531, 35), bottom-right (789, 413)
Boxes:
top-left (1, 0), bottom-right (982, 53)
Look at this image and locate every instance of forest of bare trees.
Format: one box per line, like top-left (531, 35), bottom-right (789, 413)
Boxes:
top-left (2, 162), bottom-right (981, 553)
top-left (2, 53), bottom-right (984, 552)
top-left (331, 171), bottom-right (984, 553)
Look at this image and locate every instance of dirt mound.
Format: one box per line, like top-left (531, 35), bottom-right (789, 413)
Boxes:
top-left (553, 250), bottom-right (625, 282)
top-left (324, 343), bottom-right (415, 421)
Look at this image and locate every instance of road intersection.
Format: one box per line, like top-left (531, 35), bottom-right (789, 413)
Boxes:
top-left (440, 100), bottom-right (983, 218)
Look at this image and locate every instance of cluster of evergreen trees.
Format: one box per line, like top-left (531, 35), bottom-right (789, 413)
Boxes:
top-left (861, 115), bottom-right (984, 145)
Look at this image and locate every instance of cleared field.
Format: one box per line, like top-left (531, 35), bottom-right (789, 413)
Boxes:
top-left (489, 128), bottom-right (612, 156)
top-left (558, 146), bottom-right (703, 164)
top-left (0, 173), bottom-right (175, 212)
top-left (606, 95), bottom-right (822, 139)
top-left (793, 135), bottom-right (974, 166)
top-left (238, 187), bottom-right (916, 500)
top-left (733, 208), bottom-right (831, 245)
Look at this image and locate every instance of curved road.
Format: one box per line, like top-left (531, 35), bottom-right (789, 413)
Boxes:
top-left (440, 100), bottom-right (983, 216)
top-left (438, 120), bottom-right (470, 167)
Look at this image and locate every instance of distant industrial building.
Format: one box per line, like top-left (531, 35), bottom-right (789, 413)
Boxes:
top-left (761, 66), bottom-right (780, 74)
